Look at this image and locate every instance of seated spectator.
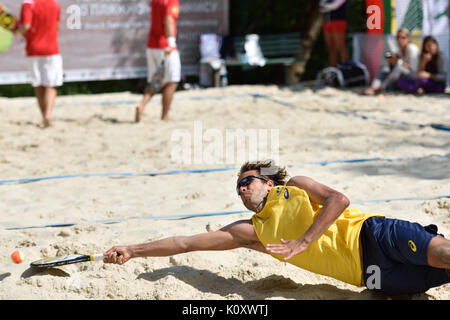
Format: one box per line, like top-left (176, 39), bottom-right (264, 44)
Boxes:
top-left (397, 35), bottom-right (448, 95)
top-left (364, 28), bottom-right (420, 95)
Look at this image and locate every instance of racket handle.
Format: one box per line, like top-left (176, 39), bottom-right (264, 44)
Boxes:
top-left (91, 253), bottom-right (121, 261)
top-left (92, 253), bottom-right (106, 261)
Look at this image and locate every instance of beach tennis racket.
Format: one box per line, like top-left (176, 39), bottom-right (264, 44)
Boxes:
top-left (0, 4), bottom-right (18, 31)
top-left (0, 23), bottom-right (12, 53)
top-left (0, 2), bottom-right (16, 54)
top-left (30, 253), bottom-right (118, 268)
top-left (150, 60), bottom-right (165, 93)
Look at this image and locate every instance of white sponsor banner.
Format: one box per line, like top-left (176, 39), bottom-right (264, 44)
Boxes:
top-left (395, 0), bottom-right (411, 31)
top-left (422, 0), bottom-right (448, 36)
top-left (0, 0), bottom-right (229, 85)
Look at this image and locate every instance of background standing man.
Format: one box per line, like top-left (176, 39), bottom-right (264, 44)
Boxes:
top-left (135, 0), bottom-right (181, 122)
top-left (16, 0), bottom-right (63, 128)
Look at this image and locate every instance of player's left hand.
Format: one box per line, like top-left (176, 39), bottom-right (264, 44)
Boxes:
top-left (164, 46), bottom-right (174, 57)
top-left (266, 237), bottom-right (310, 261)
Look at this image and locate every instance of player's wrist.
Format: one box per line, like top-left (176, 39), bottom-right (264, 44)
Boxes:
top-left (167, 36), bottom-right (176, 48)
top-left (299, 233), bottom-right (314, 246)
top-left (126, 245), bottom-right (138, 259)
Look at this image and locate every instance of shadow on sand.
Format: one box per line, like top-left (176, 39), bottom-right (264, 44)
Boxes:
top-left (137, 265), bottom-right (431, 300)
top-left (21, 267), bottom-right (70, 279)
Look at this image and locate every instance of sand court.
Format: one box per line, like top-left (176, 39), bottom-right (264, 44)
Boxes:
top-left (0, 85), bottom-right (449, 299)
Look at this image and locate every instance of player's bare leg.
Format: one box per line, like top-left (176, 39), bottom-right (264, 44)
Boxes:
top-left (332, 31), bottom-right (349, 63)
top-left (161, 82), bottom-right (177, 121)
top-left (427, 235), bottom-right (450, 273)
top-left (43, 87), bottom-right (57, 127)
top-left (135, 84), bottom-right (154, 123)
top-left (34, 86), bottom-right (47, 126)
top-left (324, 32), bottom-right (338, 67)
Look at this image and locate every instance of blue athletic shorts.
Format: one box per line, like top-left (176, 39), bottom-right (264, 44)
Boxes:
top-left (360, 216), bottom-right (450, 296)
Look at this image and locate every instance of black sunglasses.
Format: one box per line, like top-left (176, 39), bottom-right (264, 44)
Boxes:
top-left (236, 175), bottom-right (268, 196)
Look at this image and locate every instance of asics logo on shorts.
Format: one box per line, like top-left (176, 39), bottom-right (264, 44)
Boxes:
top-left (408, 240), bottom-right (417, 252)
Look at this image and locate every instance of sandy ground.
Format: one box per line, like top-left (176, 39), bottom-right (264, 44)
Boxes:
top-left (0, 85), bottom-right (449, 300)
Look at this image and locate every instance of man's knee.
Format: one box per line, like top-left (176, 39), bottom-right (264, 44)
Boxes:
top-left (437, 242), bottom-right (450, 264)
top-left (428, 236), bottom-right (450, 267)
top-left (163, 82), bottom-right (178, 93)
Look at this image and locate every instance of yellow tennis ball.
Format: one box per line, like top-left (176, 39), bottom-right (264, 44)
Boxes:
top-left (11, 250), bottom-right (24, 264)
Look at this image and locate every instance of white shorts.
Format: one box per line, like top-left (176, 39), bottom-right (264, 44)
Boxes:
top-left (146, 48), bottom-right (181, 84)
top-left (28, 54), bottom-right (63, 87)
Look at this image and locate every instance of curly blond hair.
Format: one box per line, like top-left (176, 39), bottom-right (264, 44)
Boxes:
top-left (238, 160), bottom-right (289, 186)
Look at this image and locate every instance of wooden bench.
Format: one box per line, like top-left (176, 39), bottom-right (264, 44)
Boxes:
top-left (224, 32), bottom-right (302, 85)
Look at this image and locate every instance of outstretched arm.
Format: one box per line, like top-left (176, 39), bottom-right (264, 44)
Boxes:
top-left (267, 176), bottom-right (350, 260)
top-left (104, 219), bottom-right (266, 265)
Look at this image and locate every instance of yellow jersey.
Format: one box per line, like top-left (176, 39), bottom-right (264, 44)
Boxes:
top-left (251, 185), bottom-right (383, 286)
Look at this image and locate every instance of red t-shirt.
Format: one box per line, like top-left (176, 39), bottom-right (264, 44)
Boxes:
top-left (147, 0), bottom-right (179, 49)
top-left (20, 0), bottom-right (60, 56)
